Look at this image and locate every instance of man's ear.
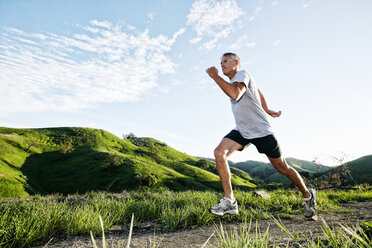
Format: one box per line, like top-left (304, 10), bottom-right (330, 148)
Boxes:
top-left (234, 60), bottom-right (240, 69)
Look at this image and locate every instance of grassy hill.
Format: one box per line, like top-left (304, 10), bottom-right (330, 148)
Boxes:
top-left (0, 127), bottom-right (255, 197)
top-left (309, 155), bottom-right (372, 187)
top-left (347, 155), bottom-right (372, 184)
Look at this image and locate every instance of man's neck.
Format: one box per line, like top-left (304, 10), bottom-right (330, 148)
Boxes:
top-left (226, 70), bottom-right (238, 80)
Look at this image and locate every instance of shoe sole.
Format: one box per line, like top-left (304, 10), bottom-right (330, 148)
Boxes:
top-left (304, 209), bottom-right (316, 218)
top-left (210, 209), bottom-right (238, 216)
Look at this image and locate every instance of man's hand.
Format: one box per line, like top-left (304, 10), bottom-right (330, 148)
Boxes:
top-left (206, 66), bottom-right (219, 79)
top-left (266, 110), bottom-right (282, 118)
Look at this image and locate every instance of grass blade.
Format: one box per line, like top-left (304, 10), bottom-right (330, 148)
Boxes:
top-left (340, 224), bottom-right (372, 248)
top-left (201, 232), bottom-right (214, 248)
top-left (99, 216), bottom-right (106, 248)
top-left (90, 231), bottom-right (98, 248)
top-left (126, 213), bottom-right (135, 248)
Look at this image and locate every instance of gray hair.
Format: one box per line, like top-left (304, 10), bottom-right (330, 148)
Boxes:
top-left (222, 52), bottom-right (241, 70)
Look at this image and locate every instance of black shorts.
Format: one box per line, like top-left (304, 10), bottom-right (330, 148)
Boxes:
top-left (224, 130), bottom-right (282, 158)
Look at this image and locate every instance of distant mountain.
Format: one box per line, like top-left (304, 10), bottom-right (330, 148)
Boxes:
top-left (347, 155), bottom-right (372, 184)
top-left (310, 155), bottom-right (372, 186)
top-left (230, 158), bottom-right (331, 185)
top-left (230, 156), bottom-right (371, 187)
top-left (0, 127), bottom-right (255, 197)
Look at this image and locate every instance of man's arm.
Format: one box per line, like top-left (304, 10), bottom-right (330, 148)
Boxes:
top-left (206, 67), bottom-right (246, 101)
top-left (258, 89), bottom-right (282, 118)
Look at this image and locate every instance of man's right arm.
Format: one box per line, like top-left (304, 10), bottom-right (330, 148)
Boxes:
top-left (206, 67), bottom-right (246, 101)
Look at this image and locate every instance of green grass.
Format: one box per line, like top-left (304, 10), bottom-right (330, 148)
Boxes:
top-left (0, 188), bottom-right (371, 247)
top-left (212, 218), bottom-right (371, 248)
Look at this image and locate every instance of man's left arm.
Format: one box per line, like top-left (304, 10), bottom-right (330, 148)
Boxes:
top-left (258, 89), bottom-right (282, 118)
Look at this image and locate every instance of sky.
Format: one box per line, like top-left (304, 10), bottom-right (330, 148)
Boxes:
top-left (0, 0), bottom-right (371, 165)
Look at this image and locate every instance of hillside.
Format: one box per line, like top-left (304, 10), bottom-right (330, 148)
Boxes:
top-left (230, 158), bottom-right (331, 185)
top-left (309, 155), bottom-right (372, 187)
top-left (0, 127), bottom-right (255, 197)
top-left (230, 156), bottom-right (371, 187)
top-left (347, 155), bottom-right (372, 184)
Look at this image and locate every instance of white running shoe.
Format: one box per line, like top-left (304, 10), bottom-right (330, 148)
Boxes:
top-left (210, 197), bottom-right (239, 216)
top-left (303, 189), bottom-right (317, 218)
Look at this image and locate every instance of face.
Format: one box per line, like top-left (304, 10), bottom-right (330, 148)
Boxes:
top-left (220, 56), bottom-right (238, 76)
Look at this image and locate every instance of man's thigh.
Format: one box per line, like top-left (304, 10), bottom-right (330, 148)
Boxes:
top-left (251, 134), bottom-right (282, 159)
top-left (224, 130), bottom-right (251, 151)
top-left (215, 137), bottom-right (244, 157)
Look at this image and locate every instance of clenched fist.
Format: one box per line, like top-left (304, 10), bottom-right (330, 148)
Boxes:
top-left (206, 66), bottom-right (219, 79)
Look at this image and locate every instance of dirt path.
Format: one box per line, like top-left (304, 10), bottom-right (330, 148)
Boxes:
top-left (36, 202), bottom-right (372, 248)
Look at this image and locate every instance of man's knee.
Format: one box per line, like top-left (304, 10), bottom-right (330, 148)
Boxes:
top-left (214, 146), bottom-right (226, 160)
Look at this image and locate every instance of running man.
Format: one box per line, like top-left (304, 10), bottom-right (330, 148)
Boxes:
top-left (206, 52), bottom-right (317, 218)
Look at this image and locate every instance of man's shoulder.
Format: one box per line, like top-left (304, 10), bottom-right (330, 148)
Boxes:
top-left (236, 70), bottom-right (248, 76)
top-left (231, 70), bottom-right (250, 83)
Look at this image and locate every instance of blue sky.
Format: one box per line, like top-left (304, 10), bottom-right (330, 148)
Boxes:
top-left (0, 0), bottom-right (371, 164)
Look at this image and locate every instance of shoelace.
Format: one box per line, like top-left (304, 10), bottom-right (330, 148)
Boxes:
top-left (217, 198), bottom-right (230, 207)
top-left (211, 198), bottom-right (226, 209)
top-left (219, 198), bottom-right (227, 205)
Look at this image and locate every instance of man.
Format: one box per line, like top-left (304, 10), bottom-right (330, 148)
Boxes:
top-left (206, 52), bottom-right (317, 218)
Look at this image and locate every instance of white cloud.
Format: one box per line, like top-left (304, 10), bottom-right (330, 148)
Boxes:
top-left (272, 1), bottom-right (279, 6)
top-left (303, 2), bottom-right (312, 8)
top-left (147, 12), bottom-right (155, 21)
top-left (255, 6), bottom-right (263, 14)
top-left (229, 35), bottom-right (247, 50)
top-left (0, 21), bottom-right (184, 113)
top-left (245, 42), bottom-right (257, 48)
top-left (187, 0), bottom-right (244, 50)
top-left (273, 39), bottom-right (281, 47)
top-left (190, 37), bottom-right (202, 44)
top-left (249, 6), bottom-right (263, 22)
top-left (202, 38), bottom-right (218, 50)
top-left (90, 20), bottom-right (112, 29)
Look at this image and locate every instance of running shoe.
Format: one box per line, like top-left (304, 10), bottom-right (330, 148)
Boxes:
top-left (210, 197), bottom-right (239, 216)
top-left (303, 189), bottom-right (317, 218)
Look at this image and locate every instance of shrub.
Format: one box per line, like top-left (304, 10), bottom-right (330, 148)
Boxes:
top-left (101, 154), bottom-right (125, 168)
top-left (135, 170), bottom-right (158, 187)
top-left (0, 178), bottom-right (25, 198)
top-left (59, 138), bottom-right (74, 154)
top-left (195, 159), bottom-right (210, 170)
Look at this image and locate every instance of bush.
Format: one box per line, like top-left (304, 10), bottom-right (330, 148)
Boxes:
top-left (195, 159), bottom-right (210, 170)
top-left (101, 154), bottom-right (125, 168)
top-left (135, 170), bottom-right (158, 187)
top-left (59, 138), bottom-right (74, 154)
top-left (0, 178), bottom-right (25, 197)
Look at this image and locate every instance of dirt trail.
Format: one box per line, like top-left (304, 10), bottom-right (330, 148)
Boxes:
top-left (36, 202), bottom-right (372, 248)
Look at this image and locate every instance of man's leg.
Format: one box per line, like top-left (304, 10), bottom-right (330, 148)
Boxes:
top-left (210, 137), bottom-right (243, 216)
top-left (267, 157), bottom-right (311, 198)
top-left (269, 157), bottom-right (317, 218)
top-left (214, 137), bottom-right (243, 200)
